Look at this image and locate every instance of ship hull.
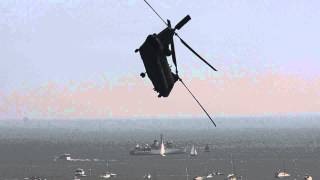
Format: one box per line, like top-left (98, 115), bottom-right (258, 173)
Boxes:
top-left (130, 148), bottom-right (186, 155)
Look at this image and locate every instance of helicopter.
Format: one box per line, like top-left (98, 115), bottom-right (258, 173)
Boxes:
top-left (135, 0), bottom-right (218, 126)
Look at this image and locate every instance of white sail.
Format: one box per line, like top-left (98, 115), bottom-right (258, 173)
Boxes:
top-left (190, 145), bottom-right (197, 156)
top-left (160, 139), bottom-right (165, 156)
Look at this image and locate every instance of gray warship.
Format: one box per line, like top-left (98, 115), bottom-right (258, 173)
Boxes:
top-left (130, 134), bottom-right (186, 155)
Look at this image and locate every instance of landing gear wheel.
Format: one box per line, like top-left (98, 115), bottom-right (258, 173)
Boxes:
top-left (140, 73), bottom-right (146, 78)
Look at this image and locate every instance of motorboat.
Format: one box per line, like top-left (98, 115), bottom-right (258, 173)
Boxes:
top-left (275, 170), bottom-right (290, 178)
top-left (227, 173), bottom-right (238, 180)
top-left (143, 173), bottom-right (152, 179)
top-left (100, 172), bottom-right (117, 179)
top-left (304, 175), bottom-right (313, 180)
top-left (74, 168), bottom-right (86, 177)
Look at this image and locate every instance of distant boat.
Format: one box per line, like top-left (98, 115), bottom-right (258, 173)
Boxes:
top-left (23, 117), bottom-right (29, 123)
top-left (23, 177), bottom-right (47, 180)
top-left (226, 154), bottom-right (241, 180)
top-left (227, 173), bottom-right (238, 180)
top-left (100, 172), bottom-right (117, 179)
top-left (72, 176), bottom-right (80, 180)
top-left (206, 171), bottom-right (224, 178)
top-left (204, 144), bottom-right (210, 152)
top-left (193, 176), bottom-right (204, 180)
top-left (74, 168), bottom-right (86, 177)
top-left (304, 175), bottom-right (313, 180)
top-left (275, 170), bottom-right (290, 178)
top-left (100, 161), bottom-right (117, 179)
top-left (130, 134), bottom-right (185, 155)
top-left (56, 153), bottom-right (72, 161)
top-left (190, 145), bottom-right (198, 156)
top-left (143, 173), bottom-right (152, 179)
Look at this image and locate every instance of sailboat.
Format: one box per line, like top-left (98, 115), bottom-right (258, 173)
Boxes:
top-left (275, 160), bottom-right (290, 178)
top-left (226, 154), bottom-right (240, 180)
top-left (100, 161), bottom-right (117, 179)
top-left (143, 173), bottom-right (152, 179)
top-left (275, 170), bottom-right (290, 178)
top-left (190, 145), bottom-right (198, 156)
top-left (204, 144), bottom-right (210, 152)
top-left (74, 168), bottom-right (86, 177)
top-left (72, 176), bottom-right (80, 180)
top-left (160, 135), bottom-right (166, 156)
top-left (186, 167), bottom-right (189, 180)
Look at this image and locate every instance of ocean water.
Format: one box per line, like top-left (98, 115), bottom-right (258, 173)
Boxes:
top-left (0, 117), bottom-right (319, 180)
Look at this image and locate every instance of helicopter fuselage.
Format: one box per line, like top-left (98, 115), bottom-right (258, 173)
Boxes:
top-left (137, 30), bottom-right (178, 97)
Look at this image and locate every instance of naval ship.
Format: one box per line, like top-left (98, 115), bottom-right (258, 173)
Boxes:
top-left (130, 134), bottom-right (186, 155)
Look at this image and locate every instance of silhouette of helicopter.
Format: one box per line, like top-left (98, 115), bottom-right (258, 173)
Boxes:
top-left (135, 1), bottom-right (218, 126)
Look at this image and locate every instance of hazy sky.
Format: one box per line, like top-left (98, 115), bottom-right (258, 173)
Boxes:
top-left (1, 0), bottom-right (319, 119)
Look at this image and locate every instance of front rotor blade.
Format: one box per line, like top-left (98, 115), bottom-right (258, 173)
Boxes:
top-left (171, 37), bottom-right (177, 73)
top-left (177, 35), bottom-right (217, 71)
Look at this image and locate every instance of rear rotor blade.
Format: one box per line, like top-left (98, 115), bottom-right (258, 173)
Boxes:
top-left (176, 35), bottom-right (217, 71)
top-left (174, 15), bottom-right (191, 30)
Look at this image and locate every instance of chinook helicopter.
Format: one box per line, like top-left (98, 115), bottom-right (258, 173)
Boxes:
top-left (135, 0), bottom-right (218, 126)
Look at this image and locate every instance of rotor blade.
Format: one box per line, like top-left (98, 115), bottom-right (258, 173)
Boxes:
top-left (176, 35), bottom-right (218, 71)
top-left (168, 19), bottom-right (178, 74)
top-left (179, 78), bottom-right (216, 127)
top-left (143, 0), bottom-right (168, 26)
top-left (171, 36), bottom-right (178, 73)
top-left (174, 15), bottom-right (191, 30)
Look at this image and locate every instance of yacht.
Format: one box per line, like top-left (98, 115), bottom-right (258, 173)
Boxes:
top-left (304, 175), bottom-right (313, 180)
top-left (206, 171), bottom-right (224, 178)
top-left (275, 170), bottom-right (290, 178)
top-left (72, 176), bottom-right (80, 180)
top-left (57, 153), bottom-right (72, 161)
top-left (190, 145), bottom-right (198, 156)
top-left (143, 173), bottom-right (152, 179)
top-left (74, 168), bottom-right (86, 177)
top-left (204, 144), bottom-right (210, 152)
top-left (226, 154), bottom-right (240, 180)
top-left (193, 176), bottom-right (204, 180)
top-left (100, 172), bottom-right (117, 179)
top-left (226, 173), bottom-right (238, 180)
top-left (23, 177), bottom-right (47, 180)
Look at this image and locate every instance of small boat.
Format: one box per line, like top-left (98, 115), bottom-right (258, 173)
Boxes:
top-left (23, 177), bottom-right (47, 180)
top-left (143, 173), bottom-right (152, 179)
top-left (100, 172), bottom-right (117, 179)
top-left (193, 176), bottom-right (204, 180)
top-left (275, 170), bottom-right (290, 178)
top-left (226, 154), bottom-right (240, 180)
top-left (190, 145), bottom-right (198, 156)
top-left (204, 144), bottom-right (210, 152)
top-left (74, 168), bottom-right (86, 177)
top-left (57, 153), bottom-right (72, 161)
top-left (130, 134), bottom-right (186, 156)
top-left (304, 175), bottom-right (313, 180)
top-left (206, 171), bottom-right (224, 178)
top-left (227, 173), bottom-right (238, 180)
top-left (72, 176), bottom-right (80, 180)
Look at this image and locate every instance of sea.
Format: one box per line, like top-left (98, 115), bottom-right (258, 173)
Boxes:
top-left (0, 115), bottom-right (319, 180)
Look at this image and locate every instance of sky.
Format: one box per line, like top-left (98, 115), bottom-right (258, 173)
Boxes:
top-left (0, 0), bottom-right (319, 119)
